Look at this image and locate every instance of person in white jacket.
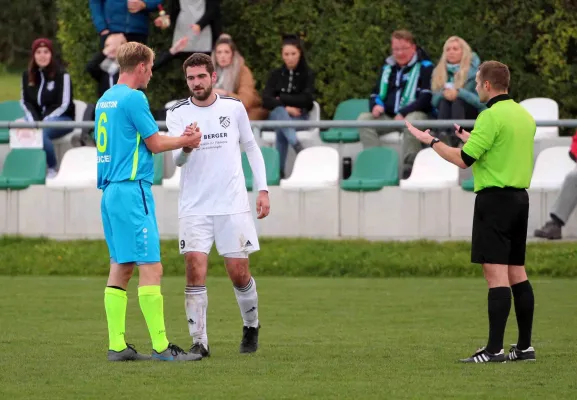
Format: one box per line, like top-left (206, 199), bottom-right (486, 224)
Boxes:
top-left (166, 53), bottom-right (269, 358)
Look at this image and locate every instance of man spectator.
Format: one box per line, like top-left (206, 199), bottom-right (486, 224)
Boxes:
top-left (89, 0), bottom-right (162, 48)
top-left (534, 132), bottom-right (577, 239)
top-left (358, 30), bottom-right (434, 178)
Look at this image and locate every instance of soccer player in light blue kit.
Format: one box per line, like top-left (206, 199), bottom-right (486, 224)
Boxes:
top-left (96, 42), bottom-right (202, 362)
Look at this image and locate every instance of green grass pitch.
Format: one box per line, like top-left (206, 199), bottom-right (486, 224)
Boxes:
top-left (0, 276), bottom-right (575, 399)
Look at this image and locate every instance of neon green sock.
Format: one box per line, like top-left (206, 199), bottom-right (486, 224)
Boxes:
top-left (104, 287), bottom-right (128, 352)
top-left (138, 285), bottom-right (170, 353)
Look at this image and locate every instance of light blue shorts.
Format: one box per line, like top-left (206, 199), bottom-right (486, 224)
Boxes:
top-left (101, 180), bottom-right (160, 265)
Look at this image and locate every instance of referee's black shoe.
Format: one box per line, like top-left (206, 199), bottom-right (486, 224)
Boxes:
top-left (459, 347), bottom-right (506, 363)
top-left (505, 344), bottom-right (536, 362)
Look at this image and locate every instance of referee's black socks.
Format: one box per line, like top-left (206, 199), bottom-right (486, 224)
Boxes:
top-left (511, 280), bottom-right (535, 350)
top-left (486, 287), bottom-right (512, 354)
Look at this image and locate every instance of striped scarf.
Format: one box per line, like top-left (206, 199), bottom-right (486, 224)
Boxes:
top-left (378, 62), bottom-right (422, 110)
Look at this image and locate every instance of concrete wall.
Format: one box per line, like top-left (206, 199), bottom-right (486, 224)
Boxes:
top-left (1, 184), bottom-right (573, 240)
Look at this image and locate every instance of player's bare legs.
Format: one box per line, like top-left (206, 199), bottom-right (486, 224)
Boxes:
top-left (184, 252), bottom-right (210, 357)
top-left (224, 255), bottom-right (260, 353)
top-left (506, 265), bottom-right (536, 361)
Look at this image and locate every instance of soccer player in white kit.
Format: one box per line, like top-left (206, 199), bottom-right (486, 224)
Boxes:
top-left (166, 53), bottom-right (270, 357)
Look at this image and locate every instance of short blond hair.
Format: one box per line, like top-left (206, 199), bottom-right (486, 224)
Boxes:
top-left (117, 42), bottom-right (155, 73)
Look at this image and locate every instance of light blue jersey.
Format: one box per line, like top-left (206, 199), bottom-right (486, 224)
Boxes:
top-left (95, 84), bottom-right (158, 189)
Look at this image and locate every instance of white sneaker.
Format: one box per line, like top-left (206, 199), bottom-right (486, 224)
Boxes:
top-left (46, 168), bottom-right (58, 179)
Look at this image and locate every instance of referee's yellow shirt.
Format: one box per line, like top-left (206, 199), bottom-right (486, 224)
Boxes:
top-left (462, 94), bottom-right (536, 193)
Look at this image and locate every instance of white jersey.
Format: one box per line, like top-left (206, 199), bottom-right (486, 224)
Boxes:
top-left (166, 94), bottom-right (265, 217)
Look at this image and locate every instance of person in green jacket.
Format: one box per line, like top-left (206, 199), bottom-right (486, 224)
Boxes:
top-left (431, 36), bottom-right (486, 146)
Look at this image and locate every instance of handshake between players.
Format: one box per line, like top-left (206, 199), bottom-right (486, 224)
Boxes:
top-left (181, 122), bottom-right (202, 153)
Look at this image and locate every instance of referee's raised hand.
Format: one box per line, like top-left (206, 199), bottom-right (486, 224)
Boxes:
top-left (454, 124), bottom-right (471, 143)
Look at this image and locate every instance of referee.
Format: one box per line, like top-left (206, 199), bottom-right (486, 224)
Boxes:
top-left (405, 61), bottom-right (536, 363)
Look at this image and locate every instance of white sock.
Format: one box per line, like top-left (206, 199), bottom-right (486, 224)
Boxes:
top-left (184, 285), bottom-right (208, 346)
top-left (233, 277), bottom-right (259, 328)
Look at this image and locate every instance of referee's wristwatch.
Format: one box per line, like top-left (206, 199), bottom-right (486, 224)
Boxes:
top-left (429, 137), bottom-right (440, 147)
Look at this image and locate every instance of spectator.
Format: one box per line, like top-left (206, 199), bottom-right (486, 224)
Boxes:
top-left (431, 36), bottom-right (485, 146)
top-left (86, 33), bottom-right (126, 98)
top-left (211, 34), bottom-right (267, 120)
top-left (86, 33), bottom-right (188, 98)
top-left (20, 38), bottom-right (75, 178)
top-left (358, 30), bottom-right (434, 177)
top-left (262, 34), bottom-right (315, 178)
top-left (534, 132), bottom-right (577, 240)
top-left (81, 34), bottom-right (188, 145)
top-left (89, 0), bottom-right (161, 48)
top-left (152, 0), bottom-right (222, 71)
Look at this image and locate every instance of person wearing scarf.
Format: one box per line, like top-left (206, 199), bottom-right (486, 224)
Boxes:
top-left (358, 30), bottom-right (434, 178)
top-left (211, 34), bottom-right (267, 120)
top-left (431, 36), bottom-right (486, 147)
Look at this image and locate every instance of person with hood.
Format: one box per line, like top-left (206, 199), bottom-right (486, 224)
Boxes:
top-left (211, 34), bottom-right (267, 120)
top-left (431, 36), bottom-right (485, 146)
top-left (261, 34), bottom-right (315, 177)
top-left (358, 30), bottom-right (434, 177)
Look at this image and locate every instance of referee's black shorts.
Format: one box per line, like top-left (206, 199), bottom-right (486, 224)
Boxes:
top-left (471, 187), bottom-right (529, 266)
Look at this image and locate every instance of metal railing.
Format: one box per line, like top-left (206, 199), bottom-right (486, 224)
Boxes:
top-left (1, 119), bottom-right (577, 130)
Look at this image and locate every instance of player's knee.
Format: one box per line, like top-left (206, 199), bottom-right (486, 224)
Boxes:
top-left (224, 256), bottom-right (250, 287)
top-left (184, 252), bottom-right (207, 276)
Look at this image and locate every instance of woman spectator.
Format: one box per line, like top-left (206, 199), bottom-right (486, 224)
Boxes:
top-left (431, 36), bottom-right (484, 146)
top-left (211, 34), bottom-right (267, 120)
top-left (20, 38), bottom-right (75, 178)
top-left (262, 34), bottom-right (315, 177)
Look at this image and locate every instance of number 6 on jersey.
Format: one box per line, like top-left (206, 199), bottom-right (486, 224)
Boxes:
top-left (97, 112), bottom-right (108, 153)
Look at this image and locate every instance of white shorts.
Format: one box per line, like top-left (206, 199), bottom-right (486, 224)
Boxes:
top-left (178, 211), bottom-right (260, 256)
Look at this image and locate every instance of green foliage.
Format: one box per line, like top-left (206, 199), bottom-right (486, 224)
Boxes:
top-left (2, 236), bottom-right (577, 277)
top-left (53, 0), bottom-right (577, 120)
top-left (0, 1), bottom-right (58, 68)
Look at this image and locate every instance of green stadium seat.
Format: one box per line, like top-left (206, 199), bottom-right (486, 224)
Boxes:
top-left (0, 148), bottom-right (46, 190)
top-left (153, 152), bottom-right (164, 185)
top-left (242, 151), bottom-right (253, 190)
top-left (341, 147), bottom-right (399, 191)
top-left (321, 98), bottom-right (369, 143)
top-left (461, 177), bottom-right (474, 192)
top-left (242, 147), bottom-right (281, 191)
top-left (0, 100), bottom-right (25, 144)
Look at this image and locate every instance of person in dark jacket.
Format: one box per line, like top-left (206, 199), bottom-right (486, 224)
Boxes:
top-left (357, 30), bottom-right (434, 177)
top-left (20, 38), bottom-right (75, 178)
top-left (261, 34), bottom-right (315, 177)
top-left (89, 0), bottom-right (162, 48)
top-left (152, 0), bottom-right (222, 71)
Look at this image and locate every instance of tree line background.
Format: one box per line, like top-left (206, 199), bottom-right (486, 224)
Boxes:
top-left (3, 0), bottom-right (576, 125)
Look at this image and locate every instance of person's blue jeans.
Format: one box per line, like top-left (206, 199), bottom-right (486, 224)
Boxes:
top-left (43, 115), bottom-right (74, 168)
top-left (268, 106), bottom-right (308, 174)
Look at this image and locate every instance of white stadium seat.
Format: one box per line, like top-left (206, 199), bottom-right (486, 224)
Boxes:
top-left (162, 166), bottom-right (181, 190)
top-left (519, 97), bottom-right (559, 140)
top-left (261, 101), bottom-right (322, 147)
top-left (400, 148), bottom-right (459, 190)
top-left (46, 147), bottom-right (97, 188)
top-left (280, 146), bottom-right (339, 191)
top-left (53, 99), bottom-right (88, 145)
top-left (530, 146), bottom-right (574, 190)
